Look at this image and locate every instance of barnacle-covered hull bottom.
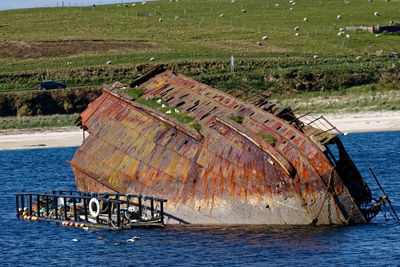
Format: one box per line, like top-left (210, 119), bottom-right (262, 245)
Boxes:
top-left (70, 65), bottom-right (375, 225)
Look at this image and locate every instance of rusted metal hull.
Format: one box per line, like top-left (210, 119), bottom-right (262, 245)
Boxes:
top-left (70, 66), bottom-right (372, 225)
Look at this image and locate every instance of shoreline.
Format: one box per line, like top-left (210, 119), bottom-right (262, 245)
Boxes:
top-left (0, 111), bottom-right (399, 150)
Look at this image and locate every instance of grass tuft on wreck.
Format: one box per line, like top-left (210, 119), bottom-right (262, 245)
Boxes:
top-left (124, 88), bottom-right (202, 131)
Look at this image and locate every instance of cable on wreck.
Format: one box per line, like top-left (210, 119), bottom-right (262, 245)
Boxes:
top-left (310, 168), bottom-right (334, 226)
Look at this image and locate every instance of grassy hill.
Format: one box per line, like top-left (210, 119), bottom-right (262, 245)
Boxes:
top-left (0, 0), bottom-right (399, 125)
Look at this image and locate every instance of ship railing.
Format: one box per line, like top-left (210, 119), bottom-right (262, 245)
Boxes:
top-left (15, 190), bottom-right (167, 229)
top-left (298, 114), bottom-right (345, 136)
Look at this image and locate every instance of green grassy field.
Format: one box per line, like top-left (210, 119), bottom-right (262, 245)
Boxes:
top-left (0, 0), bottom-right (399, 128)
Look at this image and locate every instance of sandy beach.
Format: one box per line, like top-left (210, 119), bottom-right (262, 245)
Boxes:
top-left (0, 111), bottom-right (399, 150)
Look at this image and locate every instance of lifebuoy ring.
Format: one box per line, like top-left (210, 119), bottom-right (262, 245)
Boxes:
top-left (89, 198), bottom-right (100, 217)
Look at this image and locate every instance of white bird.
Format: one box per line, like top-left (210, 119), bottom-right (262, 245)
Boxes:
top-left (127, 239), bottom-right (135, 243)
top-left (295, 32), bottom-right (300, 36)
top-left (161, 104), bottom-right (167, 108)
top-left (156, 99), bottom-right (162, 104)
top-left (219, 14), bottom-right (224, 17)
top-left (375, 34), bottom-right (380, 37)
top-left (149, 57), bottom-right (155, 61)
top-left (374, 11), bottom-right (379, 16)
top-left (175, 15), bottom-right (179, 20)
top-left (294, 26), bottom-right (299, 31)
top-left (83, 227), bottom-right (89, 231)
top-left (346, 34), bottom-right (350, 38)
top-left (106, 60), bottom-right (112, 65)
top-left (174, 108), bottom-right (180, 113)
top-left (231, 0), bottom-right (235, 3)
top-left (292, 2), bottom-right (296, 5)
top-left (313, 55), bottom-right (319, 60)
top-left (262, 35), bottom-right (268, 40)
top-left (275, 3), bottom-right (280, 7)
top-left (356, 56), bottom-right (362, 60)
top-left (166, 110), bottom-right (172, 114)
top-left (337, 32), bottom-right (344, 36)
top-left (303, 17), bottom-right (308, 22)
top-left (132, 3), bottom-right (136, 6)
top-left (339, 28), bottom-right (345, 32)
top-left (290, 7), bottom-right (294, 10)
top-left (256, 41), bottom-right (262, 46)
top-left (337, 14), bottom-right (342, 19)
top-left (159, 18), bottom-right (163, 22)
top-left (133, 236), bottom-right (140, 240)
top-left (71, 239), bottom-right (78, 242)
top-left (289, 0), bottom-right (294, 3)
top-left (241, 9), bottom-right (247, 13)
top-left (142, 1), bottom-right (146, 5)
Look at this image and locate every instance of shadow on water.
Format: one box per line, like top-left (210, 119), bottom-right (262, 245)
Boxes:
top-left (1, 132), bottom-right (400, 265)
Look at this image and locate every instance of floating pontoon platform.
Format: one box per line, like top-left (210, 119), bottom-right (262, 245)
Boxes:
top-left (15, 190), bottom-right (167, 230)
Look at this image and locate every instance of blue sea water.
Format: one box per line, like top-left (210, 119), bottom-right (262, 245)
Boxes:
top-left (0, 131), bottom-right (400, 266)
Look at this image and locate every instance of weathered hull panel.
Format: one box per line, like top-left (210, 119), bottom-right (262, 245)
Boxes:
top-left (70, 67), bottom-right (371, 225)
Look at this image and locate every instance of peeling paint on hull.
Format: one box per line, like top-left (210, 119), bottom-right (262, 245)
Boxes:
top-left (70, 66), bottom-right (372, 225)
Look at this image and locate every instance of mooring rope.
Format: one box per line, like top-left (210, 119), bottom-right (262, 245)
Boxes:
top-left (311, 168), bottom-right (334, 226)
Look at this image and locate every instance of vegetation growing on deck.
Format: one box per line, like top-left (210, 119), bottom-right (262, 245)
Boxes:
top-left (257, 133), bottom-right (278, 146)
top-left (124, 88), bottom-right (202, 131)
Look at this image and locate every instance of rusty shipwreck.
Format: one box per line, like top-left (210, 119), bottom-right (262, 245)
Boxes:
top-left (69, 65), bottom-right (382, 225)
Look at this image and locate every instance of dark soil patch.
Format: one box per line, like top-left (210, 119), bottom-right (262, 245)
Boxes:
top-left (0, 40), bottom-right (167, 60)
